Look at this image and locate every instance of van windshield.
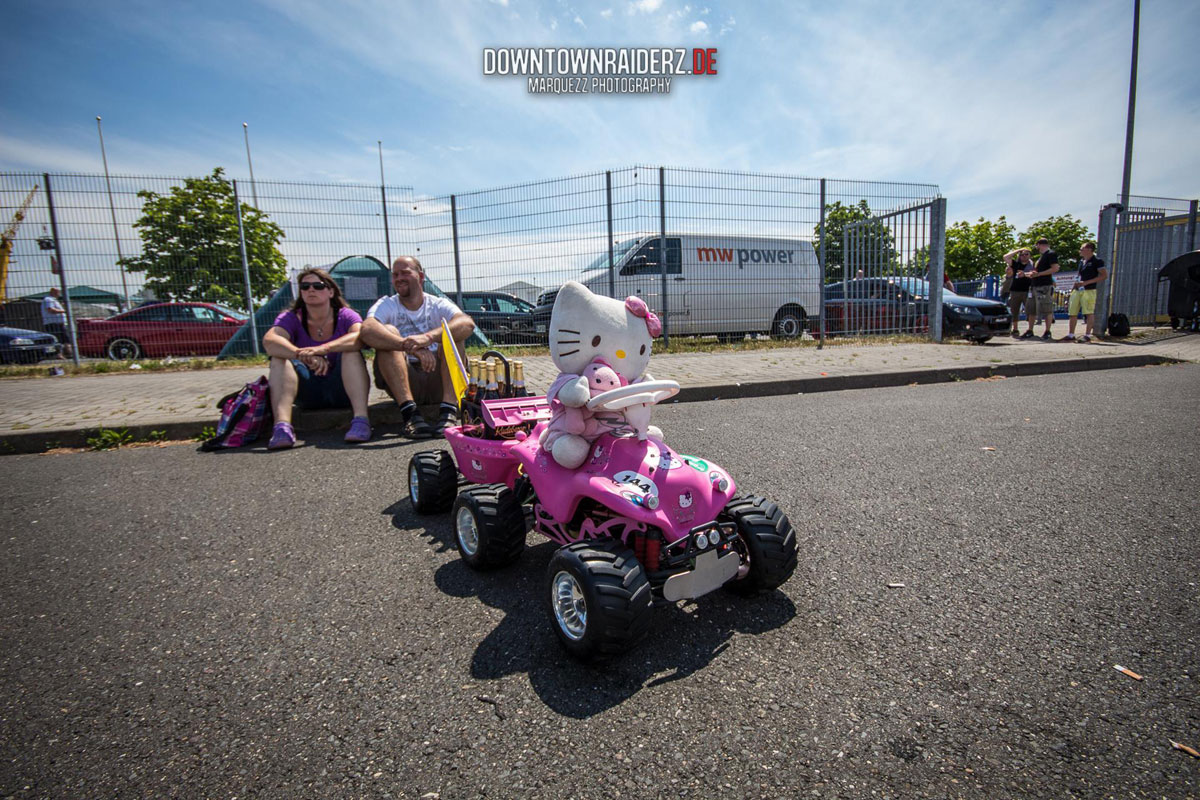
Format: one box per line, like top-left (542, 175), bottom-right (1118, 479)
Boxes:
top-left (578, 239), bottom-right (640, 276)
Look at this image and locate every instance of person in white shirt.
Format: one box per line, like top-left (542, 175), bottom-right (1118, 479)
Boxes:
top-left (360, 256), bottom-right (475, 438)
top-left (40, 287), bottom-right (70, 359)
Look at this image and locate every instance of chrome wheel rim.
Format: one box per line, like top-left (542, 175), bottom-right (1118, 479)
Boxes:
top-left (778, 317), bottom-right (800, 337)
top-left (551, 570), bottom-right (587, 641)
top-left (456, 506), bottom-right (479, 556)
top-left (408, 464), bottom-right (419, 505)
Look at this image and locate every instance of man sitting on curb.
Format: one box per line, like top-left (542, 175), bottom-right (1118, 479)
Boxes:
top-left (359, 256), bottom-right (475, 439)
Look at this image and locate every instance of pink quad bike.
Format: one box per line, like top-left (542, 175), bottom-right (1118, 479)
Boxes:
top-left (407, 375), bottom-right (798, 661)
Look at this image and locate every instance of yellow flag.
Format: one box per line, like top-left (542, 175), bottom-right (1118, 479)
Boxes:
top-left (441, 320), bottom-right (468, 403)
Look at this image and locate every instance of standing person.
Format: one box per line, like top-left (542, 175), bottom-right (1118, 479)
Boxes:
top-left (1029, 237), bottom-right (1060, 340)
top-left (262, 268), bottom-right (372, 449)
top-left (40, 287), bottom-right (70, 359)
top-left (359, 256), bottom-right (476, 439)
top-left (1004, 248), bottom-right (1036, 338)
top-left (1063, 241), bottom-right (1107, 343)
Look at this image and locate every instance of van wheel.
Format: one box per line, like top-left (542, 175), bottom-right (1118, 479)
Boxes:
top-left (771, 307), bottom-right (806, 339)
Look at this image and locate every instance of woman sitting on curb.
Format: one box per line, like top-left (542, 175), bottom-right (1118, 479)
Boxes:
top-left (262, 268), bottom-right (372, 449)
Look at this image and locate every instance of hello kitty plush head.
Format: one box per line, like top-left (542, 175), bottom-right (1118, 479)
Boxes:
top-left (549, 281), bottom-right (659, 381)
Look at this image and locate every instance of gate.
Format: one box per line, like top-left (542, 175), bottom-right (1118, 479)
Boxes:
top-left (1109, 198), bottom-right (1199, 326)
top-left (826, 197), bottom-right (946, 342)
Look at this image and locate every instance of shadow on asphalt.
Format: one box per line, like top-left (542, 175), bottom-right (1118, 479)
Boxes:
top-left (425, 540), bottom-right (797, 719)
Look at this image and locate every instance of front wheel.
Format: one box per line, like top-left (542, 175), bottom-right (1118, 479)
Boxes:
top-left (545, 539), bottom-right (652, 660)
top-left (771, 307), bottom-right (806, 339)
top-left (721, 496), bottom-right (798, 595)
top-left (451, 485), bottom-right (526, 569)
top-left (106, 337), bottom-right (141, 360)
top-left (408, 450), bottom-right (457, 513)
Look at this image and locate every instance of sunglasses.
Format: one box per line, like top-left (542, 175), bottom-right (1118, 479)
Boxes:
top-left (299, 281), bottom-right (329, 291)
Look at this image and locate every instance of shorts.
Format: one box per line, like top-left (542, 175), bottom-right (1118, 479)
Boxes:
top-left (1068, 289), bottom-right (1097, 316)
top-left (1032, 285), bottom-right (1056, 316)
top-left (293, 358), bottom-right (350, 410)
top-left (44, 323), bottom-right (68, 342)
top-left (1007, 291), bottom-right (1033, 322)
top-left (372, 354), bottom-right (444, 405)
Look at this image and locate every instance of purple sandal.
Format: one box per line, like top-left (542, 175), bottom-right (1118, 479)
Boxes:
top-left (344, 416), bottom-right (372, 443)
top-left (268, 421), bottom-right (296, 450)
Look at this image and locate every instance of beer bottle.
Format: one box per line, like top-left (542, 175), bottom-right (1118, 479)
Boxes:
top-left (483, 360), bottom-right (501, 401)
top-left (512, 361), bottom-right (529, 397)
top-left (466, 358), bottom-right (479, 402)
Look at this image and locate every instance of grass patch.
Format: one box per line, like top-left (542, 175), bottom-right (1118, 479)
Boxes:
top-left (86, 427), bottom-right (135, 451)
top-left (0, 354), bottom-right (269, 380)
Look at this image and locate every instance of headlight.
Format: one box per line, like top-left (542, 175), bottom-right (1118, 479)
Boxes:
top-left (948, 305), bottom-right (980, 317)
top-left (694, 532), bottom-right (709, 550)
top-left (10, 337), bottom-right (33, 346)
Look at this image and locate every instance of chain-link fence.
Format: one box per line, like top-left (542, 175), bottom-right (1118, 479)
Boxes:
top-left (0, 166), bottom-right (943, 363)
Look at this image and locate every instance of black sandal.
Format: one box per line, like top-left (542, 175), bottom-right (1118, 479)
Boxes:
top-left (400, 414), bottom-right (434, 440)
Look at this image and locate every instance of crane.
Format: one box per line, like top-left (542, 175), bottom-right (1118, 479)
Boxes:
top-left (0, 185), bottom-right (40, 303)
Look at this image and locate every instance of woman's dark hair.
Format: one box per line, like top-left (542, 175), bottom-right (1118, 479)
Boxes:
top-left (289, 267), bottom-right (346, 330)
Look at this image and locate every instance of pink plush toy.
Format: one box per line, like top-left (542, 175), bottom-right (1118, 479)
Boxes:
top-left (543, 360), bottom-right (628, 454)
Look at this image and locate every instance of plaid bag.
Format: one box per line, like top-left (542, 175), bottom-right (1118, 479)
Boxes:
top-left (200, 377), bottom-right (271, 450)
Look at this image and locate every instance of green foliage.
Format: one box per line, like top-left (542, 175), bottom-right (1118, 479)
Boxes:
top-left (1019, 214), bottom-right (1094, 271)
top-left (195, 426), bottom-right (217, 442)
top-left (120, 168), bottom-right (287, 308)
top-left (816, 200), bottom-right (900, 281)
top-left (146, 430), bottom-right (168, 442)
top-left (87, 427), bottom-right (134, 451)
top-left (944, 216), bottom-right (1018, 280)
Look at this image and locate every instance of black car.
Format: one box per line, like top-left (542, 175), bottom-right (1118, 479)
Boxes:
top-left (824, 278), bottom-right (1010, 342)
top-left (457, 292), bottom-right (537, 344)
top-left (0, 325), bottom-right (61, 364)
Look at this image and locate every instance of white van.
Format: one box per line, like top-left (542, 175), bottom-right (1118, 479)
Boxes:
top-left (533, 233), bottom-right (820, 340)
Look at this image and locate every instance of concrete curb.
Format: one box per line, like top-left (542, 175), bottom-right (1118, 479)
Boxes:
top-left (0, 353), bottom-right (1181, 455)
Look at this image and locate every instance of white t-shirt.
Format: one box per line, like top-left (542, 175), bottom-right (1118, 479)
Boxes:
top-left (41, 295), bottom-right (65, 326)
top-left (367, 293), bottom-right (461, 352)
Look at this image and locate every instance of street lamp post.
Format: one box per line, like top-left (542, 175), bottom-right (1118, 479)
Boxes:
top-left (243, 122), bottom-right (259, 208)
top-left (96, 116), bottom-right (132, 311)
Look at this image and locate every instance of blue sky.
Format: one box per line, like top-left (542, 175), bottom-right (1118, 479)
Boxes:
top-left (3, 0), bottom-right (1198, 232)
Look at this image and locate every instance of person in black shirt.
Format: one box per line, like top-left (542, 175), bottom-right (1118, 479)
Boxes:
top-left (1064, 241), bottom-right (1107, 342)
top-left (1003, 248), bottom-right (1036, 337)
top-left (1029, 237), bottom-right (1060, 340)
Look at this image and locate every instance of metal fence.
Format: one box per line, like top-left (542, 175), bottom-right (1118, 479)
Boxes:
top-left (1105, 195), bottom-right (1198, 326)
top-left (0, 167), bottom-right (942, 363)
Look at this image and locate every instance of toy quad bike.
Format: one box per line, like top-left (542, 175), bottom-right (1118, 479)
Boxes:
top-left (408, 355), bottom-right (797, 660)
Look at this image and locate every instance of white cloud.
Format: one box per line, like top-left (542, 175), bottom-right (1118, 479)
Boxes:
top-left (574, 15), bottom-right (585, 26)
top-left (689, 20), bottom-right (708, 33)
top-left (600, 8), bottom-right (613, 18)
top-left (629, 0), bottom-right (663, 14)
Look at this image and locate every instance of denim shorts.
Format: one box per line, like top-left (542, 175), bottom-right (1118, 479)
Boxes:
top-left (293, 358), bottom-right (350, 410)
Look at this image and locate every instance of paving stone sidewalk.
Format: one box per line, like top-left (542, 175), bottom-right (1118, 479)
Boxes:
top-left (1, 329), bottom-right (1195, 452)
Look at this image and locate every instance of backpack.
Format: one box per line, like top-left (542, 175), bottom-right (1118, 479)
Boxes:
top-left (201, 377), bottom-right (272, 450)
top-left (1107, 313), bottom-right (1131, 337)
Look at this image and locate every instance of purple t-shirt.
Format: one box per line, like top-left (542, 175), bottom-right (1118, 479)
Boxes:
top-left (273, 306), bottom-right (362, 367)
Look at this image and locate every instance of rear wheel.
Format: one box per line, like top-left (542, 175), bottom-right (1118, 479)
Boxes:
top-left (452, 485), bottom-right (526, 569)
top-left (545, 539), bottom-right (652, 660)
top-left (771, 307), bottom-right (806, 339)
top-left (408, 450), bottom-right (457, 513)
top-left (721, 495), bottom-right (798, 595)
top-left (106, 337), bottom-right (141, 360)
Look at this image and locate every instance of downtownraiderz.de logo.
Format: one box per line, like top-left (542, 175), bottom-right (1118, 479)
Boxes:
top-left (482, 47), bottom-right (718, 95)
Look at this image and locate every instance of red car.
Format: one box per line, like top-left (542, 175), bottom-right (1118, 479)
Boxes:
top-left (77, 302), bottom-right (247, 360)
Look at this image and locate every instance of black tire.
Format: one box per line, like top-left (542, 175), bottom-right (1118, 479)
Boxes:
top-left (770, 306), bottom-right (806, 339)
top-left (545, 539), bottom-right (652, 660)
top-left (721, 495), bottom-right (798, 595)
top-left (451, 484), bottom-right (526, 569)
top-left (106, 337), bottom-right (141, 360)
top-left (408, 450), bottom-right (457, 514)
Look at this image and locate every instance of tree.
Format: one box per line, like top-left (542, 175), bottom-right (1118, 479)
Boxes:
top-left (120, 168), bottom-right (286, 308)
top-left (815, 200), bottom-right (897, 281)
top-left (944, 216), bottom-right (1018, 280)
top-left (1019, 214), bottom-right (1094, 272)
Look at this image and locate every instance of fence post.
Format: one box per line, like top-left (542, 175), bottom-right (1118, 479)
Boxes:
top-left (43, 174), bottom-right (80, 366)
top-left (232, 180), bottom-right (259, 356)
top-left (1187, 199), bottom-right (1198, 252)
top-left (1095, 203), bottom-right (1120, 336)
top-left (658, 167), bottom-right (669, 347)
top-left (450, 194), bottom-right (464, 310)
top-left (928, 197), bottom-right (947, 342)
top-left (818, 178), bottom-right (826, 349)
top-left (606, 171), bottom-right (615, 298)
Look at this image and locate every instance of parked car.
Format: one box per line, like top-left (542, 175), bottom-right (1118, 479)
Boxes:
top-left (456, 291), bottom-right (537, 343)
top-left (77, 302), bottom-right (247, 360)
top-left (0, 326), bottom-right (61, 364)
top-left (824, 278), bottom-right (1010, 342)
top-left (532, 234), bottom-right (821, 343)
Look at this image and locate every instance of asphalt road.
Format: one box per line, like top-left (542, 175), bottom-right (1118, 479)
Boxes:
top-left (1, 364), bottom-right (1197, 799)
